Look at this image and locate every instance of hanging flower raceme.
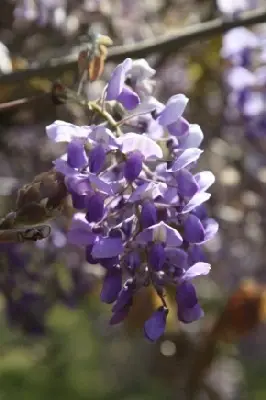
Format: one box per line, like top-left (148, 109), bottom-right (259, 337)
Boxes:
top-left (46, 56), bottom-right (218, 342)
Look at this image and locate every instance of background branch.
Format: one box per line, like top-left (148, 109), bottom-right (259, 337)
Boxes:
top-left (0, 7), bottom-right (265, 87)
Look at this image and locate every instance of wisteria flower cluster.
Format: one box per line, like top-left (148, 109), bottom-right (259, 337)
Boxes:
top-left (46, 57), bottom-right (218, 341)
top-left (221, 22), bottom-right (266, 138)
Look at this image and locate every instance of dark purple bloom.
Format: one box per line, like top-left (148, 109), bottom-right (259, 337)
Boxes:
top-left (112, 278), bottom-right (136, 314)
top-left (86, 192), bottom-right (105, 222)
top-left (100, 267), bottom-right (122, 304)
top-left (124, 251), bottom-right (141, 273)
top-left (71, 192), bottom-right (87, 210)
top-left (89, 145), bottom-right (106, 173)
top-left (140, 200), bottom-right (157, 228)
top-left (144, 306), bottom-right (168, 342)
top-left (92, 236), bottom-right (124, 259)
top-left (110, 302), bottom-right (132, 325)
top-left (176, 169), bottom-right (199, 197)
top-left (183, 214), bottom-right (205, 244)
top-left (117, 86), bottom-right (140, 110)
top-left (176, 281), bottom-right (203, 323)
top-left (188, 245), bottom-right (207, 265)
top-left (124, 151), bottom-right (143, 181)
top-left (148, 243), bottom-right (166, 271)
top-left (67, 139), bottom-right (88, 169)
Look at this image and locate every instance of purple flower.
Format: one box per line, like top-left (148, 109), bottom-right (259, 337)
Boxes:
top-left (46, 120), bottom-right (90, 142)
top-left (67, 213), bottom-right (98, 246)
top-left (144, 306), bottom-right (168, 342)
top-left (157, 94), bottom-right (189, 137)
top-left (44, 56), bottom-right (218, 342)
top-left (67, 139), bottom-right (88, 169)
top-left (106, 58), bottom-right (140, 110)
top-left (176, 281), bottom-right (204, 323)
top-left (100, 266), bottom-right (122, 304)
top-left (136, 221), bottom-right (183, 247)
top-left (91, 236), bottom-right (124, 259)
top-left (110, 278), bottom-right (136, 324)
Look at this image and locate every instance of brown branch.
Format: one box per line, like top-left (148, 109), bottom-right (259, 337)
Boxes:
top-left (0, 7), bottom-right (265, 86)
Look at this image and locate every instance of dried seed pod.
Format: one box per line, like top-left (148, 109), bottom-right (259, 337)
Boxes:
top-left (0, 225), bottom-right (51, 243)
top-left (0, 169), bottom-right (68, 230)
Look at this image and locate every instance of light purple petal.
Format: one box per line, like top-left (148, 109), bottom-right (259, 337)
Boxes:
top-left (136, 221), bottom-right (182, 246)
top-left (181, 192), bottom-right (211, 214)
top-left (194, 171), bottom-right (215, 192)
top-left (157, 94), bottom-right (189, 126)
top-left (127, 101), bottom-right (157, 118)
top-left (129, 182), bottom-right (167, 203)
top-left (179, 124), bottom-right (203, 149)
top-left (54, 157), bottom-right (77, 176)
top-left (46, 120), bottom-right (90, 142)
top-left (66, 174), bottom-right (92, 195)
top-left (182, 262), bottom-right (211, 281)
top-left (201, 218), bottom-right (219, 242)
top-left (169, 149), bottom-right (203, 172)
top-left (225, 66), bottom-right (256, 91)
top-left (106, 58), bottom-right (132, 100)
top-left (117, 132), bottom-right (163, 159)
top-left (88, 126), bottom-right (120, 149)
top-left (130, 59), bottom-right (156, 80)
top-left (88, 173), bottom-right (113, 195)
top-left (221, 27), bottom-right (258, 59)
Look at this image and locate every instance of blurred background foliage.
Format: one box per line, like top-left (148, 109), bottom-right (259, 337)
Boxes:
top-left (0, 0), bottom-right (266, 399)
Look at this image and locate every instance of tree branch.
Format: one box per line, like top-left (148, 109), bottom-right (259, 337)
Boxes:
top-left (0, 7), bottom-right (265, 86)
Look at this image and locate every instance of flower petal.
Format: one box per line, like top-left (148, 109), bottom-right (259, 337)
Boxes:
top-left (182, 262), bottom-right (211, 280)
top-left (46, 120), bottom-right (90, 142)
top-left (144, 307), bottom-right (168, 342)
top-left (183, 214), bottom-right (205, 243)
top-left (92, 237), bottom-right (123, 258)
top-left (157, 94), bottom-right (189, 126)
top-left (194, 171), bottom-right (215, 192)
top-left (182, 192), bottom-right (211, 214)
top-left (106, 58), bottom-right (132, 100)
top-left (117, 86), bottom-right (140, 110)
top-left (169, 149), bottom-right (203, 172)
top-left (118, 132), bottom-right (163, 159)
top-left (100, 267), bottom-right (122, 304)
